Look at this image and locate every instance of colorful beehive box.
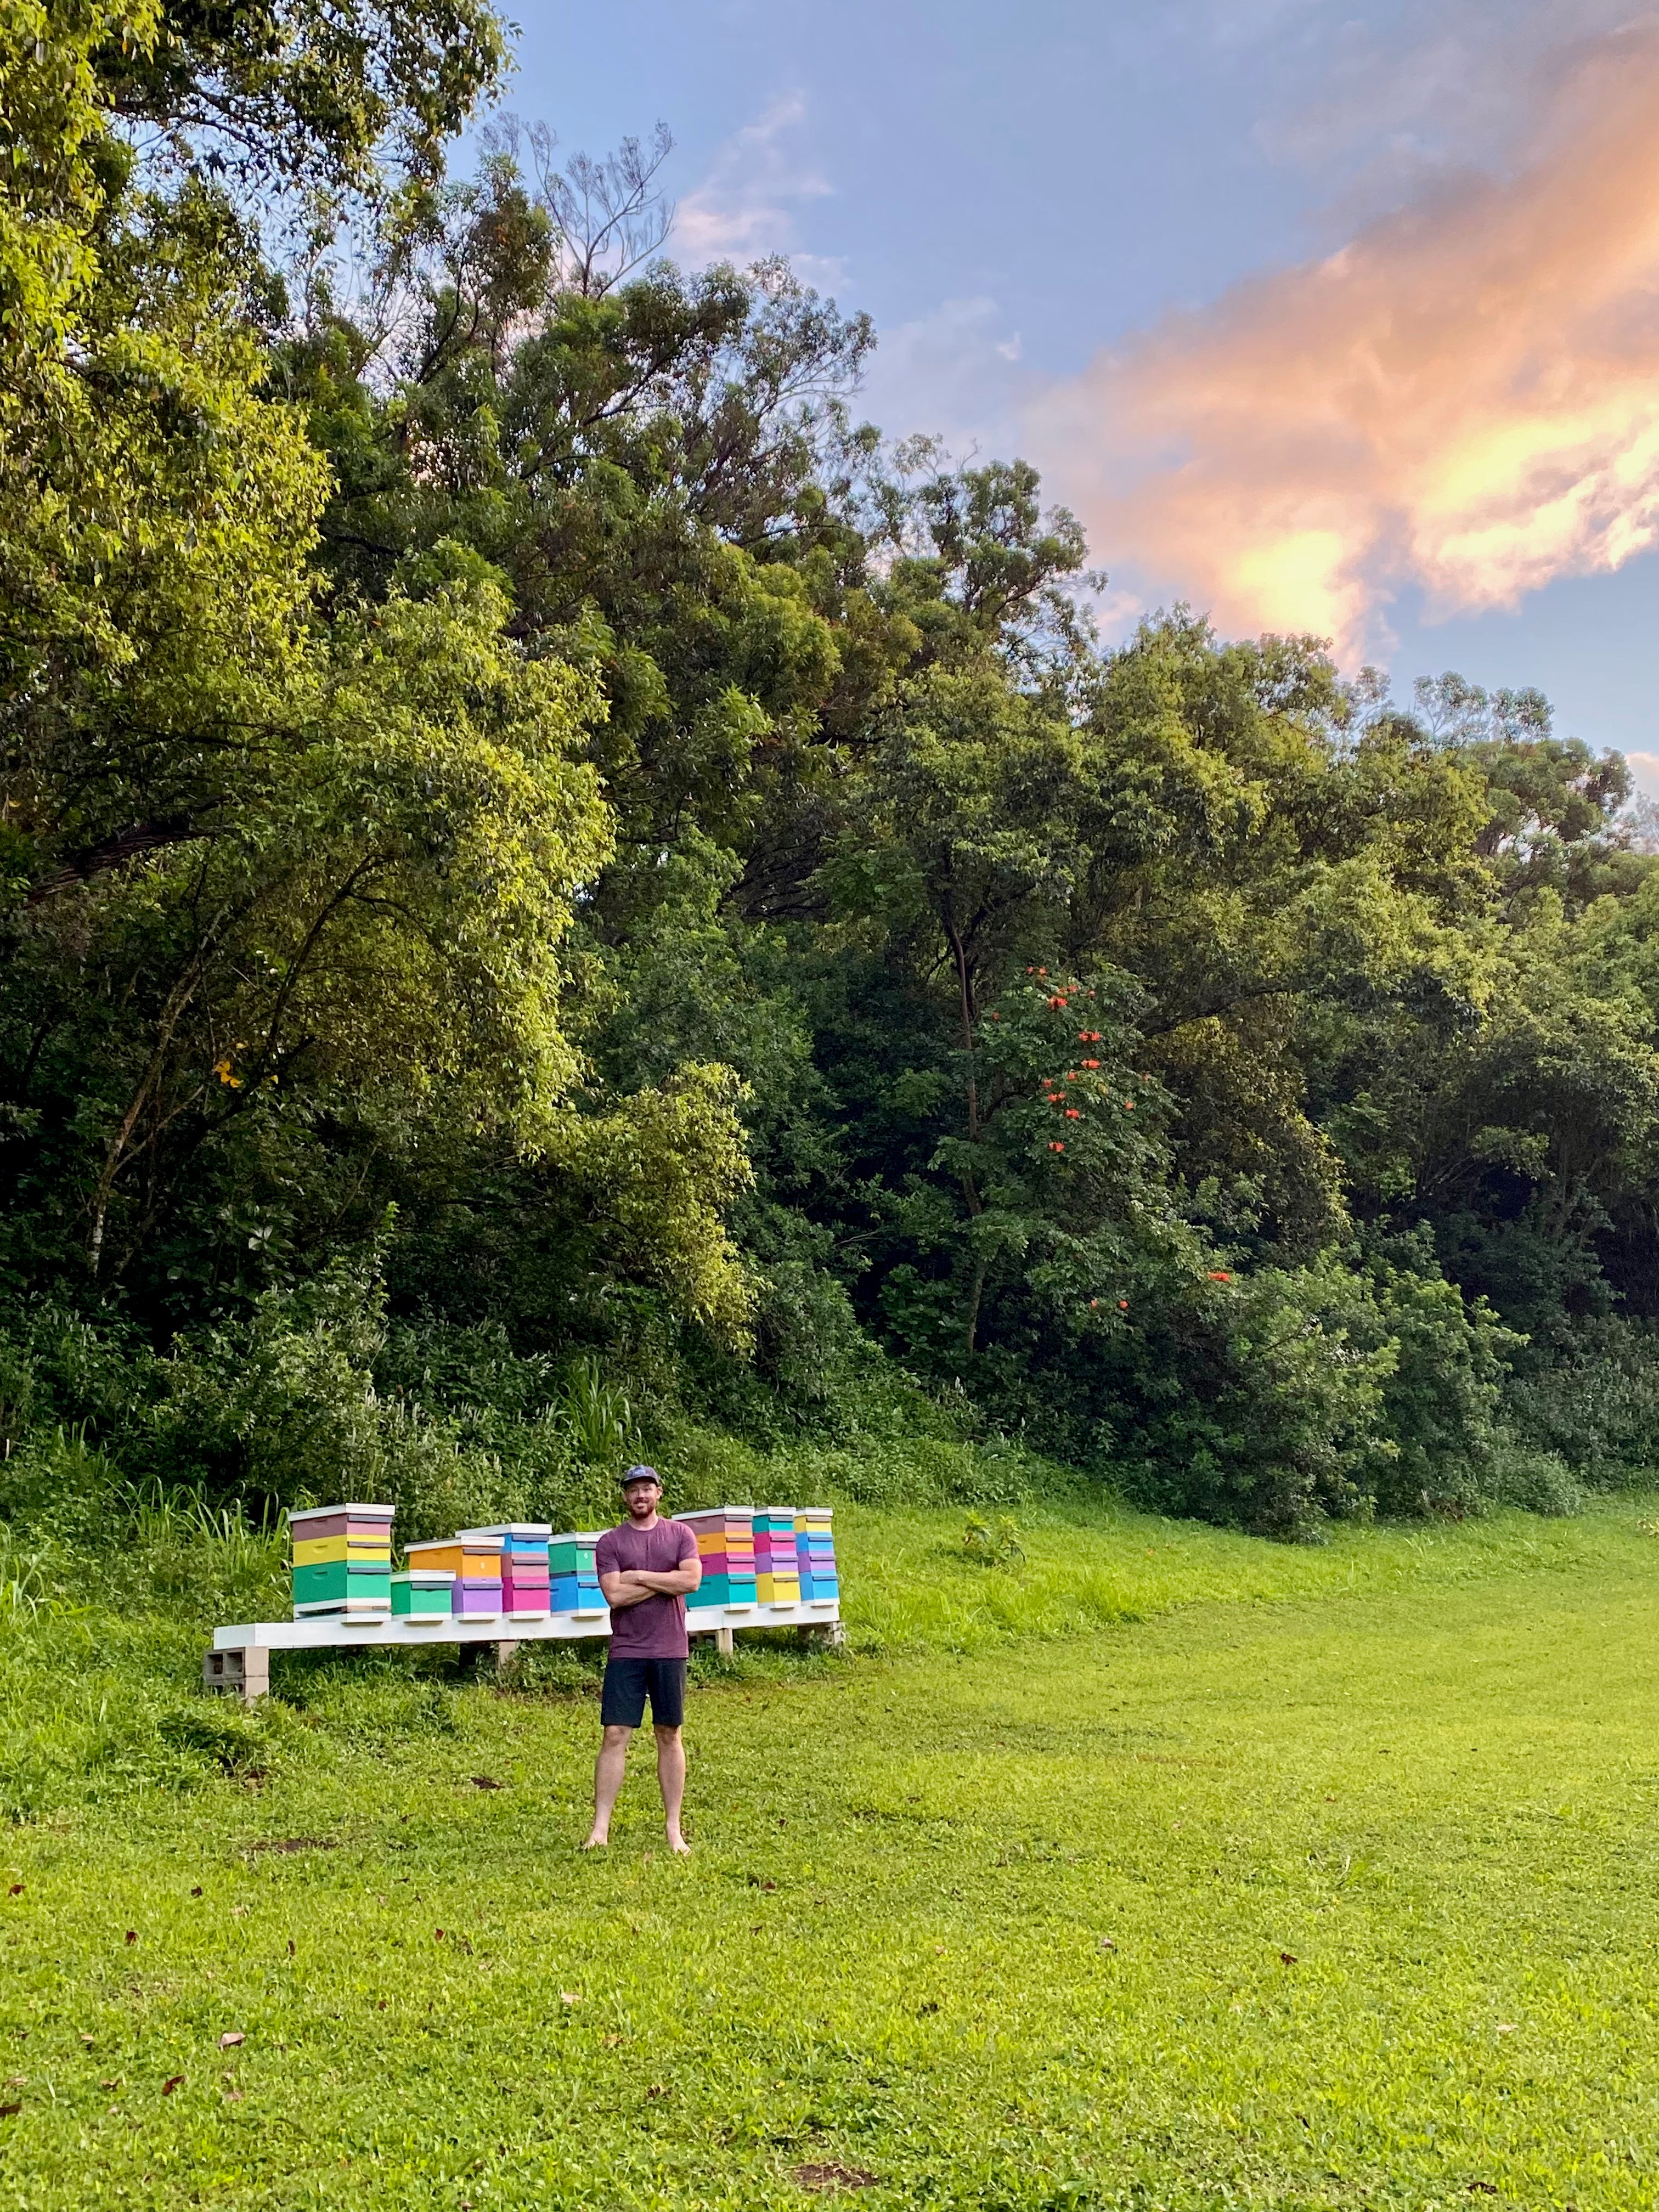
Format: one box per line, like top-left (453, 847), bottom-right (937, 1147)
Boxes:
top-left (795, 1506), bottom-right (838, 1600)
top-left (461, 1525), bottom-right (551, 1616)
top-left (404, 1534), bottom-right (502, 1617)
top-left (548, 1532), bottom-right (605, 1613)
top-left (289, 1503), bottom-right (394, 1616)
top-left (391, 1567), bottom-right (455, 1617)
top-left (677, 1507), bottom-right (757, 1609)
top-left (753, 1508), bottom-right (802, 1604)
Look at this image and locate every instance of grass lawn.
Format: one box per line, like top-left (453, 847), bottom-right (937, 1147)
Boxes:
top-left (4, 1500), bottom-right (1659, 2208)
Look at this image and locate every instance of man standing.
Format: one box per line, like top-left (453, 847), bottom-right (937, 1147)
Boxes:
top-left (584, 1465), bottom-right (701, 1854)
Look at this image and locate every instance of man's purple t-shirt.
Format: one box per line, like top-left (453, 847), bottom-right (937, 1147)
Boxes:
top-left (595, 1517), bottom-right (698, 1659)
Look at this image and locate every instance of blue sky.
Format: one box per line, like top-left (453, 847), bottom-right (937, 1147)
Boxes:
top-left (503, 1), bottom-right (1659, 777)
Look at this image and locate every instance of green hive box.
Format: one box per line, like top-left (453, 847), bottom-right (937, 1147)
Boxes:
top-left (292, 1560), bottom-right (392, 1609)
top-left (391, 1572), bottom-right (453, 1617)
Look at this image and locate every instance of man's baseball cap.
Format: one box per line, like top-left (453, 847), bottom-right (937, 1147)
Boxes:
top-left (619, 1464), bottom-right (662, 1490)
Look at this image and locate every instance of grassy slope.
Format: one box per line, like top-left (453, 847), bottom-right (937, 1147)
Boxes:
top-left (2, 1497), bottom-right (1658, 2207)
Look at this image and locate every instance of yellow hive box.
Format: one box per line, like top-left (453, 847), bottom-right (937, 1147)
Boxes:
top-left (292, 1535), bottom-right (393, 1567)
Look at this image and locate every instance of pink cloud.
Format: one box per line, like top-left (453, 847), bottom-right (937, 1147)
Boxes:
top-left (1026, 22), bottom-right (1659, 653)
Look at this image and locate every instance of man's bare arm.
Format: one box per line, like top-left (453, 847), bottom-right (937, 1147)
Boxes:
top-left (599, 1570), bottom-right (654, 1609)
top-left (621, 1561), bottom-right (701, 1596)
top-left (599, 1559), bottom-right (702, 1607)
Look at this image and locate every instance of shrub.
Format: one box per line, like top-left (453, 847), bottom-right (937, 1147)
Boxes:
top-left (1109, 1260), bottom-right (1392, 1539)
top-left (1503, 1316), bottom-right (1659, 1481)
top-left (1356, 1232), bottom-right (1521, 1516)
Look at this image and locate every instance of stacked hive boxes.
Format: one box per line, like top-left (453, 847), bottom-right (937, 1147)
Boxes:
top-left (795, 1506), bottom-right (838, 1601)
top-left (678, 1508), bottom-right (757, 1612)
top-left (549, 1532), bottom-right (605, 1613)
top-left (289, 1503), bottom-right (394, 1617)
top-left (463, 1525), bottom-right (551, 1617)
top-left (404, 1533), bottom-right (503, 1617)
top-left (753, 1508), bottom-right (801, 1605)
top-left (391, 1567), bottom-right (454, 1617)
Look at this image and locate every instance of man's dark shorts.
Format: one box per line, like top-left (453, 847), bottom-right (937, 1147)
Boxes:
top-left (600, 1656), bottom-right (687, 1730)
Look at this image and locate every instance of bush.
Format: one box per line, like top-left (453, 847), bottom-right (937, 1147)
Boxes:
top-left (1487, 1442), bottom-right (1585, 1517)
top-left (1503, 1316), bottom-right (1659, 1481)
top-left (1356, 1232), bottom-right (1521, 1516)
top-left (1108, 1260), bottom-right (1391, 1539)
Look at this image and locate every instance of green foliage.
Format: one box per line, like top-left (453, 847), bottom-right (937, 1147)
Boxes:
top-left (960, 1511), bottom-right (1024, 1566)
top-left (4, 31), bottom-right (1657, 1540)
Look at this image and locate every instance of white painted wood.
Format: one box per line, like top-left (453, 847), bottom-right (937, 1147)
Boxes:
top-left (212, 1597), bottom-right (839, 1654)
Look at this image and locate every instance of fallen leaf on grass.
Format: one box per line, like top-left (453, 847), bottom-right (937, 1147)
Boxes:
top-left (161, 2075), bottom-right (184, 2096)
top-left (646, 2084), bottom-right (668, 2100)
top-left (218, 2032), bottom-right (245, 2050)
top-left (7, 1884), bottom-right (20, 1896)
top-left (794, 2163), bottom-right (878, 2192)
top-left (0, 2103), bottom-right (19, 2119)
top-left (1468, 2185), bottom-right (1499, 2197)
top-left (125, 1931), bottom-right (137, 1945)
top-left (602, 2033), bottom-right (624, 2047)
top-left (1279, 1952), bottom-right (1298, 1966)
top-left (223, 2087), bottom-right (244, 2102)
top-left (190, 1887), bottom-right (202, 1898)
top-left (1099, 1938), bottom-right (1116, 1952)
top-left (80, 2033), bottom-right (94, 2046)
top-left (470, 1776), bottom-right (504, 1790)
top-left (1496, 2023), bottom-right (1517, 2035)
top-left (560, 1991), bottom-right (581, 2007)
top-left (5, 2075), bottom-right (24, 2086)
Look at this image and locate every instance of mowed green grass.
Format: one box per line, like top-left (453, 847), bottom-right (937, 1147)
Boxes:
top-left (5, 1510), bottom-right (1659, 2210)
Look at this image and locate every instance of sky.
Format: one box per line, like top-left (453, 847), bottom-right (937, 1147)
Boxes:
top-left (503, 1), bottom-right (1659, 781)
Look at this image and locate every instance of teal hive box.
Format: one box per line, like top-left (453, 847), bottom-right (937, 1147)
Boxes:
top-left (549, 1537), bottom-right (597, 1577)
top-left (292, 1559), bottom-right (392, 1610)
top-left (391, 1569), bottom-right (454, 1617)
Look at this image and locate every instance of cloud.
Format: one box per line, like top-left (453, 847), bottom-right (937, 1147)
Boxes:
top-left (1025, 20), bottom-right (1659, 653)
top-left (1626, 751), bottom-right (1659, 801)
top-left (856, 295), bottom-right (1029, 455)
top-left (671, 95), bottom-right (838, 277)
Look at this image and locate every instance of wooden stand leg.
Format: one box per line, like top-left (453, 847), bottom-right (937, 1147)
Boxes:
top-left (494, 1639), bottom-right (520, 1673)
top-left (715, 1626), bottom-right (734, 1655)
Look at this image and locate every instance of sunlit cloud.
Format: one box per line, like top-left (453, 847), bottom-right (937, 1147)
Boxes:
top-left (1025, 21), bottom-right (1659, 655)
top-left (672, 95), bottom-right (842, 281)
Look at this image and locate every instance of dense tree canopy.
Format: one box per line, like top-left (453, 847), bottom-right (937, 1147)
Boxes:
top-left (5, 8), bottom-right (1658, 1536)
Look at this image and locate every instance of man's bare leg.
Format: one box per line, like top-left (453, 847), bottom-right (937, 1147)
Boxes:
top-left (655, 1723), bottom-right (690, 1853)
top-left (584, 1723), bottom-right (633, 1847)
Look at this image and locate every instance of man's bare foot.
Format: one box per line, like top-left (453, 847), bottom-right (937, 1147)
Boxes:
top-left (580, 1832), bottom-right (609, 1850)
top-left (667, 1832), bottom-right (691, 1856)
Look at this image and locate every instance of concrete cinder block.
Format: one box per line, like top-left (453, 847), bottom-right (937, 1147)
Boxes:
top-left (202, 1645), bottom-right (269, 1701)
